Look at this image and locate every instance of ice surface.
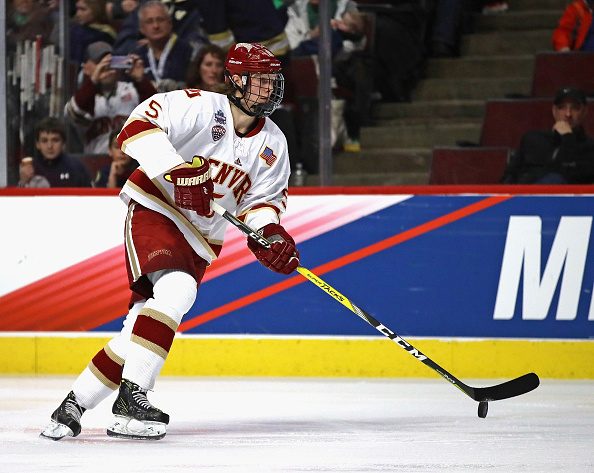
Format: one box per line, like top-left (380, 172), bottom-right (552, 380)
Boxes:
top-left (0, 376), bottom-right (592, 472)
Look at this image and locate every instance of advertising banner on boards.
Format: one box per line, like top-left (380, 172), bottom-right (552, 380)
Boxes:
top-left (1, 193), bottom-right (592, 340)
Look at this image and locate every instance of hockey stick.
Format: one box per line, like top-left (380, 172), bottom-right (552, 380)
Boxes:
top-left (211, 201), bottom-right (539, 413)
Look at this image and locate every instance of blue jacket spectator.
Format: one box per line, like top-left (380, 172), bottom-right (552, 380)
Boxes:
top-left (32, 118), bottom-right (92, 187)
top-left (196, 0), bottom-right (290, 63)
top-left (114, 0), bottom-right (208, 57)
top-left (70, 0), bottom-right (117, 65)
top-left (130, 1), bottom-right (194, 89)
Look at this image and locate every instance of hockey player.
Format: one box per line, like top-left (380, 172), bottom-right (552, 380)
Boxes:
top-left (40, 42), bottom-right (299, 441)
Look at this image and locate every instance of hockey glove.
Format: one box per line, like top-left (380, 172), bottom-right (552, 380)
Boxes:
top-left (166, 157), bottom-right (213, 216)
top-left (247, 223), bottom-right (300, 275)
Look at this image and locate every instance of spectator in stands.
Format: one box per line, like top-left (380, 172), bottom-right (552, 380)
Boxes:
top-left (159, 0), bottom-right (208, 51)
top-left (184, 44), bottom-right (226, 91)
top-left (426, 0), bottom-right (463, 58)
top-left (367, 1), bottom-right (425, 103)
top-left (131, 1), bottom-right (195, 91)
top-left (114, 0), bottom-right (208, 58)
top-left (7, 0), bottom-right (55, 50)
top-left (285, 0), bottom-right (368, 151)
top-left (17, 157), bottom-right (50, 188)
top-left (65, 41), bottom-right (158, 155)
top-left (196, 0), bottom-right (291, 64)
top-left (285, 0), bottom-right (364, 59)
top-left (70, 0), bottom-right (117, 66)
top-left (94, 131), bottom-right (138, 187)
top-left (426, 1), bottom-right (506, 57)
top-left (31, 117), bottom-right (93, 187)
top-left (106, 0), bottom-right (139, 23)
top-left (501, 87), bottom-right (594, 184)
top-left (552, 0), bottom-right (594, 52)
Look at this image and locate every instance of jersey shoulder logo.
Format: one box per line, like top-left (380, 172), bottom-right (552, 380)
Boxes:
top-left (212, 125), bottom-right (226, 141)
top-left (214, 109), bottom-right (226, 125)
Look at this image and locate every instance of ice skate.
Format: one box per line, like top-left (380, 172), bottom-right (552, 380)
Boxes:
top-left (40, 391), bottom-right (86, 440)
top-left (106, 378), bottom-right (169, 440)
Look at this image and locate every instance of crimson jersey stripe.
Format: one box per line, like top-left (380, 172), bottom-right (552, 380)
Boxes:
top-left (237, 203), bottom-right (282, 223)
top-left (237, 118), bottom-right (265, 138)
top-left (127, 169), bottom-right (172, 204)
top-left (118, 119), bottom-right (161, 149)
top-left (126, 169), bottom-right (224, 258)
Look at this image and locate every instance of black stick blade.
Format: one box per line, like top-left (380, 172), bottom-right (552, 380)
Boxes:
top-left (472, 373), bottom-right (540, 402)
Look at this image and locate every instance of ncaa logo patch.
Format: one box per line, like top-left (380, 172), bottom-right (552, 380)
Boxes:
top-left (214, 109), bottom-right (226, 125)
top-left (212, 125), bottom-right (226, 141)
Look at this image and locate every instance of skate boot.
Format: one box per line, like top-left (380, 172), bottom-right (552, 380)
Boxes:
top-left (40, 391), bottom-right (86, 440)
top-left (106, 378), bottom-right (169, 440)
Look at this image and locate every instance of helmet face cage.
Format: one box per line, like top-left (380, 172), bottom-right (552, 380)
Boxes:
top-left (225, 43), bottom-right (284, 118)
top-left (244, 71), bottom-right (284, 118)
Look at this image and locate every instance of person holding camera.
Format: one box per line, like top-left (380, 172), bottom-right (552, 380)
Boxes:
top-left (65, 41), bottom-right (158, 155)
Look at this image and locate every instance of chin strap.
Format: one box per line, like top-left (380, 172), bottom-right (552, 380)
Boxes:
top-left (226, 70), bottom-right (257, 117)
top-left (229, 94), bottom-right (258, 117)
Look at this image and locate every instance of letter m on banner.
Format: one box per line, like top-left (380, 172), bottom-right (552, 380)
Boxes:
top-left (494, 216), bottom-right (592, 321)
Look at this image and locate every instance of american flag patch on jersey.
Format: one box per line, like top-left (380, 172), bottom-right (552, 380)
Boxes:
top-left (259, 146), bottom-right (277, 166)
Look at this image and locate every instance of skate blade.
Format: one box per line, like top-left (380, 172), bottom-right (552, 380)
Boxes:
top-left (106, 415), bottom-right (166, 440)
top-left (39, 419), bottom-right (74, 441)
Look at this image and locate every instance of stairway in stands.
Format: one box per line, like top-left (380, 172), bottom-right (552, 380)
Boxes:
top-left (315, 0), bottom-right (562, 186)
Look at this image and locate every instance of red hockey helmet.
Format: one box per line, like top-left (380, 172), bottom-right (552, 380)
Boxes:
top-left (225, 43), bottom-right (282, 76)
top-left (225, 43), bottom-right (284, 118)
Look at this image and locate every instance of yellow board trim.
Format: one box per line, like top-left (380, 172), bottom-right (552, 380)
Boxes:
top-left (1, 336), bottom-right (592, 379)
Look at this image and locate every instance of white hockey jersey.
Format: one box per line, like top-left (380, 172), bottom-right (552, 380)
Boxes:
top-left (65, 78), bottom-right (146, 155)
top-left (118, 89), bottom-right (291, 265)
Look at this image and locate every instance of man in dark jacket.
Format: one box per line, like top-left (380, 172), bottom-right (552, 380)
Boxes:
top-left (133, 1), bottom-right (195, 90)
top-left (502, 87), bottom-right (594, 184)
top-left (32, 117), bottom-right (92, 188)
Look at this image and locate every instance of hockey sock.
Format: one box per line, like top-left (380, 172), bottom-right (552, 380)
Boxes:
top-left (72, 365), bottom-right (118, 410)
top-left (71, 302), bottom-right (143, 409)
top-left (122, 270), bottom-right (197, 390)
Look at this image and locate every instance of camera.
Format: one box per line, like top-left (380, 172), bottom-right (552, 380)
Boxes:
top-left (109, 55), bottom-right (133, 70)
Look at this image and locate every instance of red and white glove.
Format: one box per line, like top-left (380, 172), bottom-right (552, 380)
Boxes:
top-left (166, 157), bottom-right (213, 216)
top-left (247, 223), bottom-right (300, 275)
